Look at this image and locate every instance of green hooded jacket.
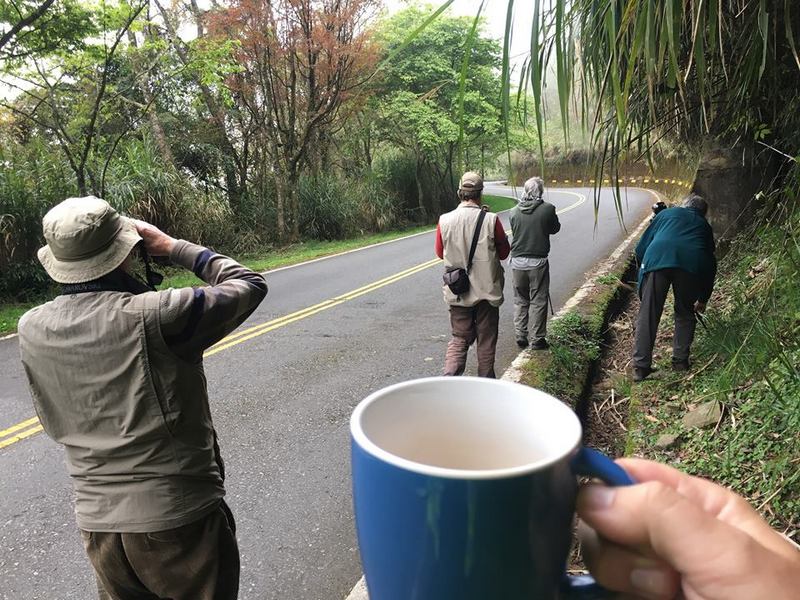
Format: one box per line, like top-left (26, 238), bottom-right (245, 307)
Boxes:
top-left (509, 198), bottom-right (561, 258)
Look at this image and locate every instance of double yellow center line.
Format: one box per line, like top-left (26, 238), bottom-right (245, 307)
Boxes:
top-left (0, 416), bottom-right (43, 450)
top-left (1, 190), bottom-right (589, 450)
top-left (204, 258), bottom-right (440, 357)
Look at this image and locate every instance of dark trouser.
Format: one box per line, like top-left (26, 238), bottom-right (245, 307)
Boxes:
top-left (444, 301), bottom-right (500, 378)
top-left (512, 263), bottom-right (550, 343)
top-left (80, 501), bottom-right (240, 600)
top-left (633, 268), bottom-right (700, 369)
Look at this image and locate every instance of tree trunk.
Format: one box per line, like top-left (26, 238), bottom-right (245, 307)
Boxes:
top-left (275, 178), bottom-right (287, 242)
top-left (288, 168), bottom-right (301, 243)
top-left (415, 154), bottom-right (427, 222)
top-left (153, 0), bottom-right (244, 209)
top-left (127, 29), bottom-right (174, 167)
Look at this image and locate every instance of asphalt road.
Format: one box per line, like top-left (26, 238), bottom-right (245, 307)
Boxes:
top-left (0, 185), bottom-right (653, 599)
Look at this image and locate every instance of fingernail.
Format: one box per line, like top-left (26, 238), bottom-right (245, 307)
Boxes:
top-left (630, 567), bottom-right (673, 598)
top-left (581, 484), bottom-right (616, 510)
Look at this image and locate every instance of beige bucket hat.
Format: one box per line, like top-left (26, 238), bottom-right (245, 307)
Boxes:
top-left (37, 196), bottom-right (142, 284)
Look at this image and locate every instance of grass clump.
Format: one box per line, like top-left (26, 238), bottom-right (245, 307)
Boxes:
top-left (482, 194), bottom-right (516, 213)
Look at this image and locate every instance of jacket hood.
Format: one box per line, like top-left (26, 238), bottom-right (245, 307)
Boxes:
top-left (517, 197), bottom-right (543, 213)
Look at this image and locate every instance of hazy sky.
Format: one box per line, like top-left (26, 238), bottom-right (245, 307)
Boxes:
top-left (384, 0), bottom-right (535, 64)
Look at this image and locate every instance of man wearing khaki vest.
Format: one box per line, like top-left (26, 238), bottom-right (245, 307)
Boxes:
top-left (18, 196), bottom-right (268, 600)
top-left (435, 172), bottom-right (510, 378)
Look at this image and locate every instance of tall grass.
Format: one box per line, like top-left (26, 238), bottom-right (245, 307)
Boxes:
top-left (0, 140), bottom-right (74, 299)
top-left (299, 175), bottom-right (402, 240)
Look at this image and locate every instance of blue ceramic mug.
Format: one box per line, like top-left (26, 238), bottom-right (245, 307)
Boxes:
top-left (350, 377), bottom-right (633, 600)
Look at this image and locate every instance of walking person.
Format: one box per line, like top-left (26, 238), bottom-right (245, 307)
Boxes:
top-left (509, 176), bottom-right (561, 349)
top-left (18, 196), bottom-right (268, 599)
top-left (632, 193), bottom-right (717, 382)
top-left (435, 171), bottom-right (510, 378)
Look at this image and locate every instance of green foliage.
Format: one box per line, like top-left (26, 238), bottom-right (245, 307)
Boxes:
top-left (0, 0), bottom-right (95, 63)
top-left (371, 5), bottom-right (504, 214)
top-left (596, 273), bottom-right (621, 285)
top-left (0, 138), bottom-right (74, 295)
top-left (104, 137), bottom-right (236, 249)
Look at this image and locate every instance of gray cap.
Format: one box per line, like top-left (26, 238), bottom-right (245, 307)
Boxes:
top-left (37, 196), bottom-right (142, 284)
top-left (459, 171), bottom-right (484, 192)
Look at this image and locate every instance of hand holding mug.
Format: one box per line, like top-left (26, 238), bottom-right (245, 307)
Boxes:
top-left (578, 459), bottom-right (800, 599)
top-left (350, 377), bottom-right (633, 600)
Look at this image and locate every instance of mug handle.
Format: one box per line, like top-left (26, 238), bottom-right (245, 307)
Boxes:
top-left (562, 447), bottom-right (636, 599)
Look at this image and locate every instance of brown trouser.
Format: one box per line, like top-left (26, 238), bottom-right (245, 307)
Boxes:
top-left (444, 300), bottom-right (500, 378)
top-left (80, 501), bottom-right (240, 600)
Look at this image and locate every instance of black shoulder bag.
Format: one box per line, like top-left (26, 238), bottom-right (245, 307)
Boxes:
top-left (442, 209), bottom-right (487, 295)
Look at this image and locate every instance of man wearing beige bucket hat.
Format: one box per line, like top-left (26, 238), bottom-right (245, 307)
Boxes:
top-left (18, 196), bottom-right (268, 599)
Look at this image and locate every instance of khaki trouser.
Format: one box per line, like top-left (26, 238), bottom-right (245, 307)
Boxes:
top-left (512, 263), bottom-right (550, 343)
top-left (80, 501), bottom-right (239, 600)
top-left (444, 301), bottom-right (500, 378)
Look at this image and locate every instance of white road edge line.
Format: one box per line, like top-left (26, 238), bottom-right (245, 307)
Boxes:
top-left (344, 188), bottom-right (661, 600)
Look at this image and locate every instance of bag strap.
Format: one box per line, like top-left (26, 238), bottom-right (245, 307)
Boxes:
top-left (466, 209), bottom-right (487, 273)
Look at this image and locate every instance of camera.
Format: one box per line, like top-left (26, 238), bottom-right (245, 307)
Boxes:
top-left (651, 201), bottom-right (667, 216)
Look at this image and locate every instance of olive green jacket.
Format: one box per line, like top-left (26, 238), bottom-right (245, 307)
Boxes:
top-left (18, 241), bottom-right (267, 532)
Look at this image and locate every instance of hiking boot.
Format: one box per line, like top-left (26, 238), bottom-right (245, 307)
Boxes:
top-left (530, 339), bottom-right (549, 350)
top-left (672, 359), bottom-right (690, 372)
top-left (633, 366), bottom-right (655, 382)
top-left (516, 338), bottom-right (529, 349)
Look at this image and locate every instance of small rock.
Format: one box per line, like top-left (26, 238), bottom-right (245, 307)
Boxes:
top-left (682, 400), bottom-right (722, 429)
top-left (655, 433), bottom-right (680, 449)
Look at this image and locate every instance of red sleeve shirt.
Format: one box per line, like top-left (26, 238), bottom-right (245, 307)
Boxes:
top-left (494, 218), bottom-right (510, 260)
top-left (435, 223), bottom-right (444, 259)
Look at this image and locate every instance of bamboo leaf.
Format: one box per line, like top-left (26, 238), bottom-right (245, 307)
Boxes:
top-left (757, 0), bottom-right (769, 81)
top-left (529, 0), bottom-right (544, 173)
top-left (501, 0), bottom-right (514, 179)
top-left (456, 0), bottom-right (486, 172)
top-left (784, 0), bottom-right (800, 71)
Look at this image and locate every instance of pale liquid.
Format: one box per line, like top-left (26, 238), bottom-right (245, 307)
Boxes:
top-left (379, 430), bottom-right (548, 471)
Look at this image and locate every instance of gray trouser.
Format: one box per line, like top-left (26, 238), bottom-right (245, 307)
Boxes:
top-left (81, 501), bottom-right (239, 600)
top-left (444, 301), bottom-right (500, 378)
top-left (512, 264), bottom-right (550, 343)
top-left (633, 268), bottom-right (700, 369)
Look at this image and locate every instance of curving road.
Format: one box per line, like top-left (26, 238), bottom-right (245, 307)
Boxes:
top-left (0, 185), bottom-right (653, 599)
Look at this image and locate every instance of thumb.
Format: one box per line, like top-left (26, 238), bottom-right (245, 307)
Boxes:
top-left (577, 482), bottom-right (787, 596)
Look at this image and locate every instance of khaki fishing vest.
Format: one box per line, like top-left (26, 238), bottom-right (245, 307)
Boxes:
top-left (439, 203), bottom-right (505, 307)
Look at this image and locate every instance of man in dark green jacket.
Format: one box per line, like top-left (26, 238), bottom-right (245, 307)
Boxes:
top-left (632, 194), bottom-right (717, 382)
top-left (509, 176), bottom-right (561, 349)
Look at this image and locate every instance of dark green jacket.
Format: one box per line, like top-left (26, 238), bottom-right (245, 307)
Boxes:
top-left (509, 198), bottom-right (561, 258)
top-left (635, 207), bottom-right (717, 302)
